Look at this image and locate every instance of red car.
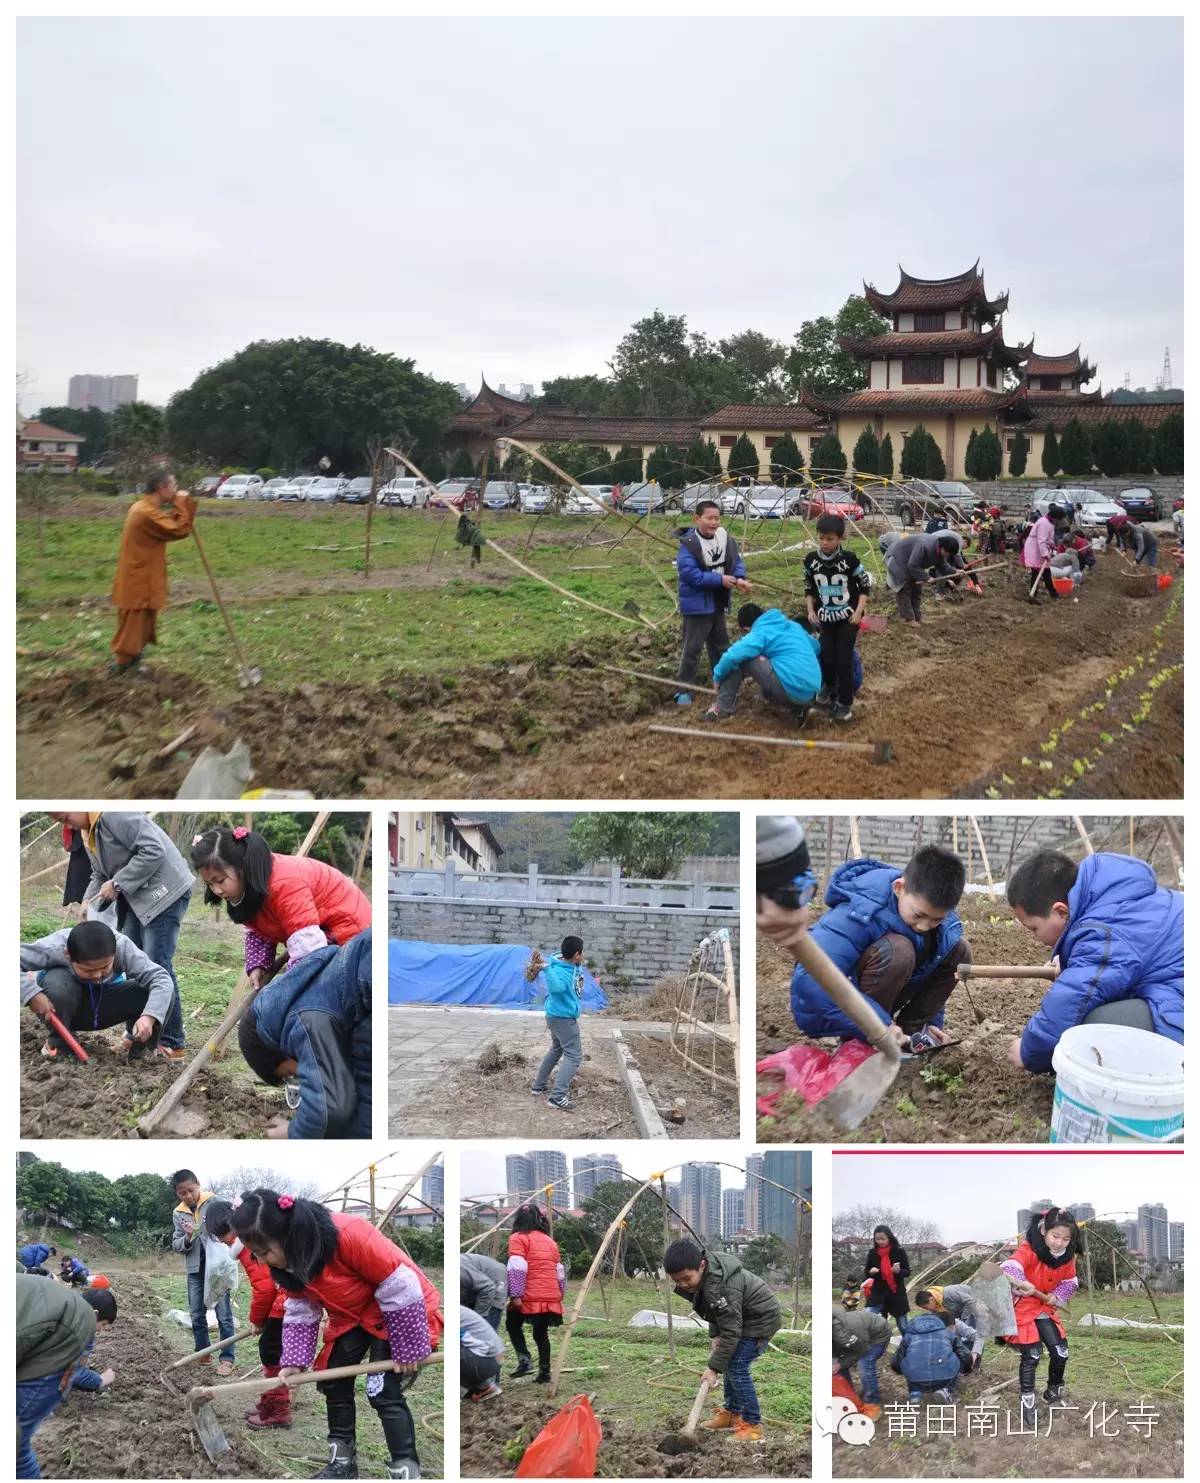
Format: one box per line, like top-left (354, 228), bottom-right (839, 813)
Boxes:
top-left (798, 489), bottom-right (865, 521)
top-left (431, 480), bottom-right (479, 511)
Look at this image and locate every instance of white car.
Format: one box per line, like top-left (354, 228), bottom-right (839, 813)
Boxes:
top-left (520, 485), bottom-right (555, 513)
top-left (1072, 492), bottom-right (1128, 530)
top-left (378, 477), bottom-right (432, 507)
top-left (216, 474), bottom-right (263, 500)
top-left (261, 478), bottom-right (290, 500)
top-left (305, 477), bottom-right (345, 503)
top-left (722, 484), bottom-right (796, 518)
top-left (283, 476), bottom-right (324, 501)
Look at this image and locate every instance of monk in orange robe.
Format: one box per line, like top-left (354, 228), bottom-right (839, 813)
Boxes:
top-left (109, 470), bottom-right (197, 675)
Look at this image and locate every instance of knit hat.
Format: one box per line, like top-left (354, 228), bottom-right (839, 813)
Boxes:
top-left (756, 817), bottom-right (811, 894)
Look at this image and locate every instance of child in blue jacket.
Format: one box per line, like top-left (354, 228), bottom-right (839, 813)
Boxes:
top-left (891, 1310), bottom-right (971, 1403)
top-left (675, 502), bottom-right (749, 702)
top-left (791, 846), bottom-right (970, 1047)
top-left (708, 605), bottom-right (821, 722)
top-left (1006, 851), bottom-right (1183, 1072)
top-left (531, 935), bottom-right (585, 1113)
top-left (17, 1244), bottom-right (56, 1274)
top-left (237, 927), bottom-right (371, 1139)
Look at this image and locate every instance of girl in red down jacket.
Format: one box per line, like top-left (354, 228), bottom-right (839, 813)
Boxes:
top-left (506, 1203), bottom-right (565, 1383)
top-left (1001, 1206), bottom-right (1081, 1417)
top-left (190, 826), bottom-right (371, 984)
top-left (230, 1190), bottom-right (442, 1482)
top-left (206, 1199), bottom-right (292, 1429)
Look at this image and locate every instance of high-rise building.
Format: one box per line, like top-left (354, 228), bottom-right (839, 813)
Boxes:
top-left (505, 1154), bottom-right (532, 1202)
top-left (573, 1154), bottom-right (623, 1203)
top-left (1068, 1203), bottom-right (1095, 1222)
top-left (722, 1187), bottom-right (746, 1238)
top-left (1169, 1222), bottom-right (1184, 1262)
top-left (1121, 1220), bottom-right (1140, 1254)
top-left (744, 1155), bottom-right (765, 1234)
top-left (681, 1163), bottom-right (722, 1238)
top-left (529, 1150), bottom-right (570, 1208)
top-left (1016, 1198), bottom-right (1055, 1236)
top-left (421, 1164), bottom-right (445, 1211)
top-left (763, 1151), bottom-right (811, 1244)
top-left (68, 373), bottom-right (138, 412)
top-left (665, 1181), bottom-right (682, 1223)
top-left (1137, 1203), bottom-right (1170, 1261)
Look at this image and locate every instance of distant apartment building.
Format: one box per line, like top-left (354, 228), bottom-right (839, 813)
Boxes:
top-left (529, 1150), bottom-right (570, 1207)
top-left (421, 1164), bottom-right (445, 1212)
top-left (762, 1151), bottom-right (811, 1244)
top-left (722, 1187), bottom-right (746, 1239)
top-left (744, 1155), bottom-right (765, 1234)
top-left (1016, 1198), bottom-right (1055, 1236)
top-left (1137, 1203), bottom-right (1170, 1261)
top-left (505, 1154), bottom-right (533, 1202)
top-left (1068, 1203), bottom-right (1095, 1222)
top-left (68, 373), bottom-right (138, 412)
top-left (1121, 1220), bottom-right (1140, 1254)
top-left (388, 812), bottom-right (504, 873)
top-left (1169, 1222), bottom-right (1184, 1262)
top-left (681, 1163), bottom-right (722, 1238)
top-left (573, 1154), bottom-right (623, 1204)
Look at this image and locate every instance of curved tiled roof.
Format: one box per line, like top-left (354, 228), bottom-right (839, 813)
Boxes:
top-left (1026, 396), bottom-right (1180, 429)
top-left (1026, 346), bottom-right (1097, 381)
top-left (499, 412), bottom-right (701, 444)
top-left (838, 324), bottom-right (1032, 368)
top-left (801, 386), bottom-right (1033, 419)
top-left (864, 262), bottom-right (1009, 319)
top-left (700, 403), bottom-right (829, 431)
top-left (452, 378), bottom-right (537, 430)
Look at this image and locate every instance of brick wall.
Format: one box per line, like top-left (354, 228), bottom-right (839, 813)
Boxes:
top-left (963, 476), bottom-right (1184, 516)
top-left (388, 897), bottom-right (739, 993)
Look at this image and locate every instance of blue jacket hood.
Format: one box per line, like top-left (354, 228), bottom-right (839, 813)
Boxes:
top-left (1019, 853), bottom-right (1183, 1072)
top-left (711, 608), bottom-right (822, 704)
top-left (790, 859), bottom-right (962, 1041)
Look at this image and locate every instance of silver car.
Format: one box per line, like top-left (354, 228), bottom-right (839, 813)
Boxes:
top-left (306, 477), bottom-right (345, 503)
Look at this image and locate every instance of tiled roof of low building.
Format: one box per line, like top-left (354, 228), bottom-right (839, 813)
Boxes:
top-left (19, 420), bottom-right (84, 441)
top-left (504, 412), bottom-right (701, 444)
top-left (1026, 396), bottom-right (1181, 429)
top-left (701, 403), bottom-right (829, 431)
top-left (801, 386), bottom-right (1031, 417)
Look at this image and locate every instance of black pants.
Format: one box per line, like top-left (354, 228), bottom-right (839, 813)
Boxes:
top-left (38, 966), bottom-right (161, 1051)
top-left (678, 611), bottom-right (729, 685)
top-left (1018, 1315), bottom-right (1068, 1392)
top-left (818, 620), bottom-right (859, 708)
top-left (461, 1349), bottom-right (502, 1394)
top-left (1031, 567), bottom-right (1059, 599)
top-left (318, 1326), bottom-right (418, 1465)
top-left (506, 1310), bottom-right (556, 1372)
top-left (259, 1315), bottom-right (283, 1367)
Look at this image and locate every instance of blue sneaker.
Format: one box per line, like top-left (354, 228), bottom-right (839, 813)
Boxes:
top-left (674, 692), bottom-right (692, 706)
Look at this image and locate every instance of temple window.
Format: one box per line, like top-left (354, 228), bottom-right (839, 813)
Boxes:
top-left (914, 312), bottom-right (946, 332)
top-left (902, 357), bottom-right (945, 384)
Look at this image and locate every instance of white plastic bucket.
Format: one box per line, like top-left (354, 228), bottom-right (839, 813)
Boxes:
top-left (1049, 1024), bottom-right (1184, 1144)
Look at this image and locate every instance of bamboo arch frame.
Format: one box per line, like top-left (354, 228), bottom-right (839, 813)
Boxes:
top-left (669, 928), bottom-right (739, 1093)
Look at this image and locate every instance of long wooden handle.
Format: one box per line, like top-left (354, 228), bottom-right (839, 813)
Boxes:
top-left (789, 933), bottom-right (902, 1061)
top-left (165, 1326), bottom-right (257, 1370)
top-left (191, 1351), bottom-right (442, 1402)
top-left (958, 964), bottom-right (1058, 980)
top-left (683, 1377), bottom-right (712, 1435)
top-left (191, 525), bottom-right (251, 669)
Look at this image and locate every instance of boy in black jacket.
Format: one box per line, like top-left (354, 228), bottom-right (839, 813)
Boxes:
top-left (803, 514), bottom-right (870, 722)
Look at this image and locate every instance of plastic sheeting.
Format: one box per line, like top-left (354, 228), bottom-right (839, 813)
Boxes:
top-left (627, 1308), bottom-right (707, 1330)
top-left (388, 939), bottom-right (608, 1011)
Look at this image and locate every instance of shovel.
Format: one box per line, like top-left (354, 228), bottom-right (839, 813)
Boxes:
top-left (191, 525), bottom-right (263, 688)
top-left (44, 1010), bottom-right (89, 1064)
top-left (658, 1375), bottom-right (712, 1455)
top-left (188, 1352), bottom-right (443, 1462)
top-left (159, 1326), bottom-right (257, 1394)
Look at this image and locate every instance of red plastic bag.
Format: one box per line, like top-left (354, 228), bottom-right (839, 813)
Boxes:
top-left (757, 1039), bottom-right (878, 1115)
top-left (515, 1395), bottom-right (603, 1479)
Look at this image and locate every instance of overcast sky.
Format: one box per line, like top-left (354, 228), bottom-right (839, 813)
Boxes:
top-left (833, 1152), bottom-right (1184, 1244)
top-left (461, 1143), bottom-right (762, 1200)
top-left (17, 16), bottom-right (1182, 413)
top-left (24, 1141), bottom-right (441, 1207)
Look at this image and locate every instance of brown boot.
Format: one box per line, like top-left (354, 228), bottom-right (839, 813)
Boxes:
top-left (702, 1408), bottom-right (739, 1431)
top-left (731, 1421), bottom-right (764, 1442)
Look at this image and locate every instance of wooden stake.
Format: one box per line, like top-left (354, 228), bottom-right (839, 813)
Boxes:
top-left (352, 825), bottom-right (371, 887)
top-left (825, 818), bottom-right (834, 879)
top-left (849, 817), bottom-right (861, 858)
top-left (599, 664), bottom-right (715, 695)
top-left (1129, 817), bottom-right (1136, 856)
top-left (374, 1151), bottom-right (442, 1230)
top-left (968, 816), bottom-right (997, 896)
top-left (1073, 817), bottom-right (1095, 855)
top-left (369, 1164), bottom-right (377, 1222)
top-left (659, 1178), bottom-right (675, 1362)
top-left (545, 1187), bottom-right (555, 1239)
top-left (363, 441), bottom-right (381, 581)
top-left (1162, 818), bottom-right (1184, 886)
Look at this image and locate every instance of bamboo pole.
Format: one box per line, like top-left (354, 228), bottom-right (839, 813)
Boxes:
top-left (369, 1165), bottom-right (377, 1222)
top-left (373, 1151), bottom-right (443, 1230)
top-left (952, 817), bottom-right (959, 854)
top-left (352, 825), bottom-right (371, 888)
top-left (21, 821), bottom-right (58, 854)
top-left (849, 817), bottom-right (861, 858)
top-left (1129, 817), bottom-right (1136, 856)
top-left (969, 816), bottom-right (997, 895)
top-left (1162, 817), bottom-right (1184, 885)
top-left (545, 1187), bottom-right (555, 1239)
top-left (660, 1178), bottom-right (676, 1362)
top-left (825, 818), bottom-right (834, 880)
top-left (1073, 817), bottom-right (1095, 855)
top-left (137, 812), bottom-right (330, 1136)
top-left (22, 857), bottom-right (69, 885)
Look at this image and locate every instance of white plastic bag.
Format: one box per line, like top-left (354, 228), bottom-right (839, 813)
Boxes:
top-left (86, 898), bottom-right (118, 931)
top-left (202, 1234), bottom-right (240, 1308)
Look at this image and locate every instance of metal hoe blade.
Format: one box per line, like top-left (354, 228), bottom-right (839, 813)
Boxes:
top-left (819, 1053), bottom-right (901, 1131)
top-left (190, 1394), bottom-right (230, 1462)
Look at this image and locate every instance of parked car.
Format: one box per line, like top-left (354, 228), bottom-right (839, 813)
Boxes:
top-left (217, 474), bottom-right (264, 500)
top-left (432, 479), bottom-right (479, 511)
top-left (721, 484), bottom-right (797, 518)
top-left (620, 482), bottom-right (668, 515)
top-left (519, 485), bottom-right (554, 513)
top-left (1072, 491), bottom-right (1128, 530)
top-left (195, 474), bottom-right (225, 497)
top-left (482, 480), bottom-right (523, 510)
top-left (305, 477), bottom-right (345, 503)
top-left (339, 476), bottom-right (374, 504)
top-left (675, 482), bottom-right (725, 514)
top-left (1118, 486), bottom-right (1159, 522)
top-left (261, 477), bottom-right (290, 500)
top-left (378, 477), bottom-right (432, 507)
top-left (280, 476), bottom-right (323, 502)
top-left (889, 480), bottom-right (972, 528)
top-left (1030, 488), bottom-right (1079, 519)
top-left (798, 488), bottom-right (865, 521)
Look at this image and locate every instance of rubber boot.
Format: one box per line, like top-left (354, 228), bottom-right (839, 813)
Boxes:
top-left (386, 1460), bottom-right (421, 1480)
top-left (247, 1374), bottom-right (293, 1429)
top-left (510, 1355), bottom-right (533, 1379)
top-left (314, 1439), bottom-right (357, 1479)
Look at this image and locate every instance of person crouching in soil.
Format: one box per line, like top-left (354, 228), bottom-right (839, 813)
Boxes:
top-left (20, 920), bottom-right (175, 1061)
top-left (109, 469), bottom-right (197, 677)
top-left (237, 928), bottom-right (372, 1139)
top-left (229, 1189), bottom-right (441, 1481)
top-left (17, 1279), bottom-right (117, 1479)
top-left (665, 1238), bottom-right (782, 1442)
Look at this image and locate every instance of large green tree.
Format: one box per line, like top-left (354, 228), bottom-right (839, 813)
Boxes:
top-left (1008, 429), bottom-right (1029, 477)
top-left (725, 433), bottom-right (759, 481)
top-left (1153, 411), bottom-right (1184, 474)
top-left (1123, 419), bottom-right (1154, 476)
top-left (770, 431), bottom-right (806, 485)
top-left (1041, 424), bottom-right (1062, 478)
top-left (646, 444), bottom-right (689, 490)
top-left (809, 432), bottom-right (847, 477)
top-left (878, 432), bottom-right (894, 480)
top-left (536, 441), bottom-right (606, 484)
top-left (448, 447), bottom-right (477, 479)
top-left (963, 428), bottom-right (980, 480)
top-left (1059, 418), bottom-right (1092, 476)
top-left (852, 425), bottom-right (879, 475)
top-left (1091, 419), bottom-right (1129, 478)
top-left (609, 444), bottom-right (643, 484)
top-left (165, 338), bottom-right (461, 473)
top-left (784, 295), bottom-right (889, 399)
top-left (899, 425), bottom-right (946, 481)
top-left (569, 811), bottom-right (715, 878)
top-left (972, 427), bottom-right (1003, 481)
top-left (34, 405), bottom-right (112, 464)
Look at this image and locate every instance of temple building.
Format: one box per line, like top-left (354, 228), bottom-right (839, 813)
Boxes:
top-left (449, 261), bottom-right (1181, 483)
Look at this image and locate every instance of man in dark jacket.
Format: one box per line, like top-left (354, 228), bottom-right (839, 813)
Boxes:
top-left (790, 847), bottom-right (970, 1046)
top-left (665, 1240), bottom-right (781, 1441)
top-left (883, 531), bottom-right (964, 623)
top-left (833, 1306), bottom-right (890, 1416)
top-left (674, 501), bottom-right (750, 701)
top-left (237, 927), bottom-right (371, 1139)
top-left (17, 1278), bottom-right (116, 1479)
top-left (1006, 851), bottom-right (1183, 1074)
top-left (461, 1251), bottom-right (508, 1330)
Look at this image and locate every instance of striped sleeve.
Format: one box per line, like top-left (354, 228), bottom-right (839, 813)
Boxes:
top-left (280, 1294), bottom-right (323, 1368)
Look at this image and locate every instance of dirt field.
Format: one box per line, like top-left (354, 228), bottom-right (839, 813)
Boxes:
top-left (757, 898), bottom-right (1056, 1143)
top-left (623, 1031), bottom-right (739, 1137)
top-left (15, 548), bottom-right (1183, 801)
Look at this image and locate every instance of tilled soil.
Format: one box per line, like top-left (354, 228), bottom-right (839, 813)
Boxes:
top-left (460, 1387), bottom-right (811, 1479)
top-left (757, 900), bottom-right (1056, 1143)
top-left (15, 558), bottom-right (1183, 800)
top-left (30, 1274), bottom-right (271, 1479)
top-left (832, 1368), bottom-right (1183, 1478)
top-left (20, 1020), bottom-right (286, 1139)
top-left (623, 1031), bottom-right (739, 1138)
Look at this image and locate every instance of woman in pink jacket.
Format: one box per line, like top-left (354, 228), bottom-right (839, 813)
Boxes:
top-left (1023, 505), bottom-right (1064, 603)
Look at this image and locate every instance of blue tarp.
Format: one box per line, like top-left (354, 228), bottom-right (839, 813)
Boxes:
top-left (388, 940), bottom-right (609, 1011)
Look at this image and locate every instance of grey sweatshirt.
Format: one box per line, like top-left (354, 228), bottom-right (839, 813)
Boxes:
top-left (84, 813), bottom-right (195, 926)
top-left (20, 928), bottom-right (175, 1025)
top-left (461, 1252), bottom-right (508, 1315)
